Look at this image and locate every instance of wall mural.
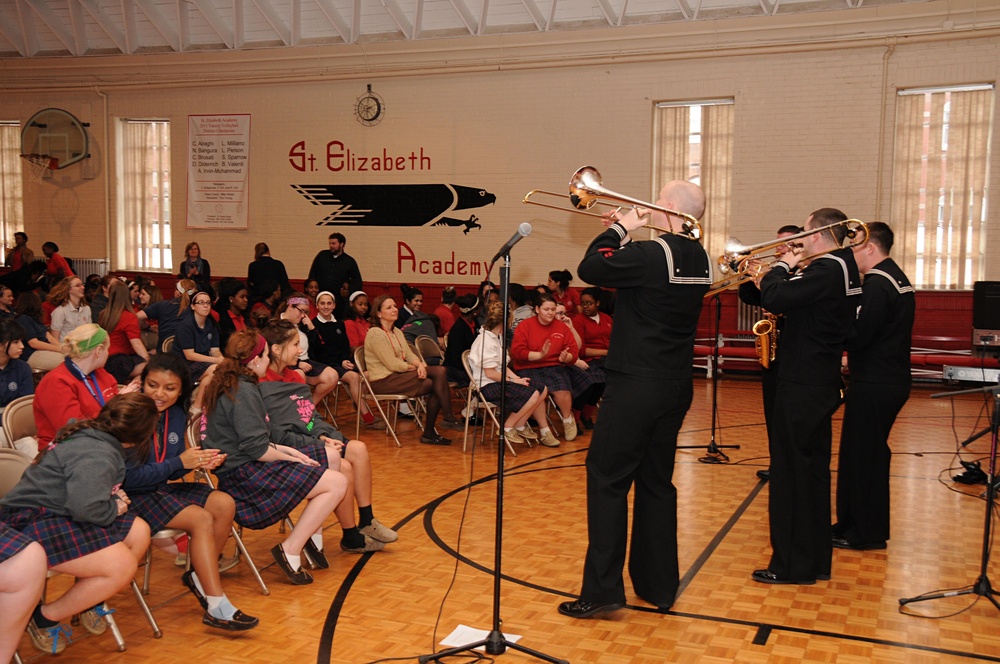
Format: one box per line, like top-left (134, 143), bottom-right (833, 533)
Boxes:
top-left (290, 183), bottom-right (496, 231)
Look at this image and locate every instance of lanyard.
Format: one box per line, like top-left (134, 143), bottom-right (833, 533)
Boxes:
top-left (78, 369), bottom-right (106, 407)
top-left (153, 410), bottom-right (169, 463)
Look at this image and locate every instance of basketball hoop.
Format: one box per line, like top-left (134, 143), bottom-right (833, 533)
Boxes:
top-left (19, 153), bottom-right (58, 184)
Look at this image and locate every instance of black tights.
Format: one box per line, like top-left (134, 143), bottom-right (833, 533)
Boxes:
top-left (416, 365), bottom-right (457, 432)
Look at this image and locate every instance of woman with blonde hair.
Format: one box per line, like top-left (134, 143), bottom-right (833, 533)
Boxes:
top-left (48, 276), bottom-right (91, 341)
top-left (33, 323), bottom-right (129, 452)
top-left (99, 280), bottom-right (149, 383)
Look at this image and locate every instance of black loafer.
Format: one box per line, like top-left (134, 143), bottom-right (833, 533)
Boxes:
top-left (756, 469), bottom-right (771, 481)
top-left (270, 544), bottom-right (313, 585)
top-left (751, 569), bottom-right (816, 585)
top-left (181, 570), bottom-right (208, 610)
top-left (302, 538), bottom-right (330, 569)
top-left (557, 599), bottom-right (624, 618)
top-left (420, 434), bottom-right (452, 445)
top-left (202, 610), bottom-right (260, 631)
top-left (832, 536), bottom-right (887, 550)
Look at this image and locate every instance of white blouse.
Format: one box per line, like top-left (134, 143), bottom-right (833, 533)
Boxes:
top-left (468, 328), bottom-right (506, 389)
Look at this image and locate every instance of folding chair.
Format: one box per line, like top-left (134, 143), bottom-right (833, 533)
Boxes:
top-left (352, 347), bottom-right (413, 447)
top-left (461, 350), bottom-right (517, 456)
top-left (2, 395), bottom-right (36, 455)
top-left (185, 419), bottom-right (270, 595)
top-left (0, 449), bottom-right (159, 649)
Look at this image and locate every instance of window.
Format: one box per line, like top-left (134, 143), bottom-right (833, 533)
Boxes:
top-left (0, 122), bottom-right (24, 265)
top-left (653, 100), bottom-right (734, 261)
top-left (116, 119), bottom-right (171, 271)
top-left (891, 85), bottom-right (993, 289)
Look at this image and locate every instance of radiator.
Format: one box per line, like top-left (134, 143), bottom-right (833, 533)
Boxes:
top-left (738, 300), bottom-right (759, 331)
top-left (68, 257), bottom-right (110, 277)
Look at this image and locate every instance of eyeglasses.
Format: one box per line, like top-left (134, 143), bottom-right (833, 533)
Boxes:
top-left (193, 300), bottom-right (212, 306)
top-left (297, 307), bottom-right (310, 315)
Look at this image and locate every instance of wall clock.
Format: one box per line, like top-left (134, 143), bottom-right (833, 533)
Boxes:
top-left (355, 84), bottom-right (385, 127)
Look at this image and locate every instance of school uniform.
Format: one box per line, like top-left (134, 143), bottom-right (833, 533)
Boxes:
top-left (468, 327), bottom-right (536, 414)
top-left (106, 310), bottom-right (145, 383)
top-left (0, 428), bottom-right (138, 566)
top-left (311, 314), bottom-right (352, 376)
top-left (0, 523), bottom-right (35, 563)
top-left (174, 315), bottom-right (220, 380)
top-left (0, 358), bottom-right (34, 408)
top-left (510, 316), bottom-right (596, 398)
top-left (123, 404), bottom-right (213, 533)
top-left (200, 377), bottom-right (327, 529)
top-left (34, 360), bottom-right (118, 451)
top-left (143, 298), bottom-right (191, 353)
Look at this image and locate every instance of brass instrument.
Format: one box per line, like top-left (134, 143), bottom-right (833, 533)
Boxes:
top-left (704, 219), bottom-right (869, 297)
top-left (522, 166), bottom-right (702, 241)
top-left (752, 314), bottom-right (778, 369)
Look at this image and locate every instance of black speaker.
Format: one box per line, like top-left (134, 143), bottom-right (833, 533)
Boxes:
top-left (972, 281), bottom-right (1000, 330)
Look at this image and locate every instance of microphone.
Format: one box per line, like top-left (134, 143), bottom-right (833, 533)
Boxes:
top-left (490, 223), bottom-right (532, 265)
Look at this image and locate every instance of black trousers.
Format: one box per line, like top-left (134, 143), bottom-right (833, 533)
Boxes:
top-left (768, 379), bottom-right (842, 581)
top-left (834, 380), bottom-right (910, 544)
top-left (580, 370), bottom-right (692, 608)
top-left (761, 363), bottom-right (779, 463)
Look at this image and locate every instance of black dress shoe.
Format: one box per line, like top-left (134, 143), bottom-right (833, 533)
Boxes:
top-left (832, 536), bottom-right (887, 550)
top-left (756, 469), bottom-right (771, 481)
top-left (420, 434), bottom-right (452, 445)
top-left (202, 609), bottom-right (260, 631)
top-left (751, 569), bottom-right (816, 585)
top-left (557, 599), bottom-right (624, 618)
top-left (302, 538), bottom-right (330, 569)
top-left (270, 544), bottom-right (314, 585)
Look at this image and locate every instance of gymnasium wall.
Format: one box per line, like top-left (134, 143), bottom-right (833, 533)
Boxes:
top-left (1, 0), bottom-right (998, 289)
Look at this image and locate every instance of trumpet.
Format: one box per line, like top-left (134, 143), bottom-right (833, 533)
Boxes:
top-left (704, 219), bottom-right (868, 297)
top-left (523, 166), bottom-right (702, 241)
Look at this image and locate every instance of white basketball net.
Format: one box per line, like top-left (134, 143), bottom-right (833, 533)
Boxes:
top-left (20, 154), bottom-right (57, 184)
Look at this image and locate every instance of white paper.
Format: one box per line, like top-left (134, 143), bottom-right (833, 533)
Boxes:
top-left (439, 624), bottom-right (522, 651)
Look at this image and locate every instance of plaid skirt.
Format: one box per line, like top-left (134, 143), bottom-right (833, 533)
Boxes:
top-left (216, 448), bottom-right (329, 530)
top-left (303, 359), bottom-right (330, 378)
top-left (187, 360), bottom-right (213, 382)
top-left (583, 358), bottom-right (607, 384)
top-left (0, 523), bottom-right (34, 563)
top-left (128, 483), bottom-right (215, 533)
top-left (106, 353), bottom-right (145, 384)
top-left (480, 381), bottom-right (538, 416)
top-left (0, 506), bottom-right (138, 567)
top-left (518, 365), bottom-right (599, 399)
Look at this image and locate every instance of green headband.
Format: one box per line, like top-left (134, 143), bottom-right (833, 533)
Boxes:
top-left (76, 327), bottom-right (108, 353)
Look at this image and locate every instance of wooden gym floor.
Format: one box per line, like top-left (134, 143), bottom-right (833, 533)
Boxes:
top-left (15, 376), bottom-right (1000, 663)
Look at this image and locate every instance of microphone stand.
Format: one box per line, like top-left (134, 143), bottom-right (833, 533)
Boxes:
top-left (899, 385), bottom-right (1000, 612)
top-left (420, 255), bottom-right (568, 664)
top-left (696, 293), bottom-right (739, 463)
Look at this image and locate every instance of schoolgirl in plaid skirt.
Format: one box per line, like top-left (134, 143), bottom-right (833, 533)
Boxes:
top-left (200, 330), bottom-right (348, 585)
top-left (0, 393), bottom-right (156, 655)
top-left (0, 524), bottom-right (47, 663)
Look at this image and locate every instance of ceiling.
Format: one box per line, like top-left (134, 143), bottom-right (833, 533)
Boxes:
top-left (0, 0), bottom-right (928, 59)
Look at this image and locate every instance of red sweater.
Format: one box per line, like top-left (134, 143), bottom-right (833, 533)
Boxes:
top-left (572, 312), bottom-right (613, 361)
top-left (510, 316), bottom-right (579, 371)
top-left (552, 288), bottom-right (581, 314)
top-left (345, 319), bottom-right (370, 349)
top-left (34, 362), bottom-right (119, 450)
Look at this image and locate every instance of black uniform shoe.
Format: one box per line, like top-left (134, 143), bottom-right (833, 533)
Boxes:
top-left (302, 538), bottom-right (330, 569)
top-left (270, 545), bottom-right (313, 585)
top-left (832, 536), bottom-right (886, 550)
top-left (756, 469), bottom-right (771, 481)
top-left (202, 610), bottom-right (260, 631)
top-left (557, 599), bottom-right (624, 618)
top-left (420, 434), bottom-right (452, 445)
top-left (751, 569), bottom-right (816, 585)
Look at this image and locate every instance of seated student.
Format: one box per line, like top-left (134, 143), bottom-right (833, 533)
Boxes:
top-left (510, 292), bottom-right (597, 443)
top-left (547, 269), bottom-right (581, 314)
top-left (572, 287), bottom-right (612, 429)
top-left (48, 276), bottom-right (91, 342)
top-left (99, 280), bottom-right (149, 383)
top-left (41, 242), bottom-right (74, 283)
top-left (137, 279), bottom-right (196, 353)
top-left (213, 279), bottom-right (251, 352)
top-left (173, 290), bottom-right (223, 385)
top-left (443, 294), bottom-right (480, 387)
top-left (396, 284), bottom-right (423, 330)
top-left (364, 294), bottom-right (464, 446)
top-left (0, 285), bottom-right (16, 319)
top-left (33, 324), bottom-right (124, 452)
top-left (309, 291), bottom-right (381, 428)
top-left (469, 302), bottom-right (556, 447)
top-left (434, 286), bottom-right (457, 339)
top-left (0, 319), bottom-right (36, 455)
top-left (15, 291), bottom-right (64, 372)
top-left (0, 394), bottom-right (154, 655)
top-left (125, 354), bottom-right (257, 631)
top-left (0, 525), bottom-right (47, 663)
top-left (508, 283), bottom-right (533, 334)
top-left (277, 294), bottom-right (338, 406)
top-left (303, 279), bottom-right (321, 319)
top-left (259, 321), bottom-right (397, 553)
top-left (88, 275), bottom-right (115, 323)
top-left (343, 291), bottom-right (370, 349)
top-left (200, 330), bottom-right (348, 585)
top-left (248, 278), bottom-right (282, 329)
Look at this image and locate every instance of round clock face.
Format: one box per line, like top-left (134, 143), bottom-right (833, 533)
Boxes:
top-left (355, 93), bottom-right (384, 126)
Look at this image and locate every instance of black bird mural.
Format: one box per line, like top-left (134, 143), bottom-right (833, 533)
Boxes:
top-left (291, 184), bottom-right (496, 229)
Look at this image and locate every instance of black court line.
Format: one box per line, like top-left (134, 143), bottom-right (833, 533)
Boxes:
top-left (317, 449), bottom-right (997, 663)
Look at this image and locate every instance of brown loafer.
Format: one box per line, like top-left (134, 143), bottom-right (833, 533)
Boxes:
top-left (270, 544), bottom-right (313, 585)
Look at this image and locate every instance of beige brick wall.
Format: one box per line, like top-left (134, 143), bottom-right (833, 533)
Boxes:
top-left (2, 7), bottom-right (998, 288)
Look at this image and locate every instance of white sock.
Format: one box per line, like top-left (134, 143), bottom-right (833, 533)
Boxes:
top-left (190, 570), bottom-right (206, 596)
top-left (207, 595), bottom-right (237, 620)
top-left (540, 427), bottom-right (551, 435)
top-left (281, 543), bottom-right (302, 572)
top-left (504, 427), bottom-right (516, 435)
top-left (515, 425), bottom-right (526, 432)
top-left (562, 416), bottom-right (574, 424)
top-left (310, 531), bottom-right (324, 551)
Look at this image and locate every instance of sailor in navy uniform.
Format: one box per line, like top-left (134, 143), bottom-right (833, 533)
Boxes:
top-left (558, 180), bottom-right (711, 618)
top-left (834, 222), bottom-right (914, 551)
top-left (753, 208), bottom-right (862, 585)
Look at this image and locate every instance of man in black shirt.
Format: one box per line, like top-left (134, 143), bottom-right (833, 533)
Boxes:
top-left (308, 233), bottom-right (363, 298)
top-left (558, 180), bottom-right (711, 618)
top-left (753, 208), bottom-right (861, 585)
top-left (834, 222), bottom-right (913, 550)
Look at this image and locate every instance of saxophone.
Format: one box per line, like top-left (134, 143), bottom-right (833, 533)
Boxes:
top-left (752, 314), bottom-right (778, 369)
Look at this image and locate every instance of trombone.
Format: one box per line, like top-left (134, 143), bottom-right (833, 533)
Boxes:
top-left (523, 165), bottom-right (702, 241)
top-left (704, 219), bottom-right (869, 297)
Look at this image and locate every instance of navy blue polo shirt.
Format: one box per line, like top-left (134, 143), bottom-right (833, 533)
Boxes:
top-left (0, 359), bottom-right (34, 408)
top-left (174, 316), bottom-right (219, 356)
